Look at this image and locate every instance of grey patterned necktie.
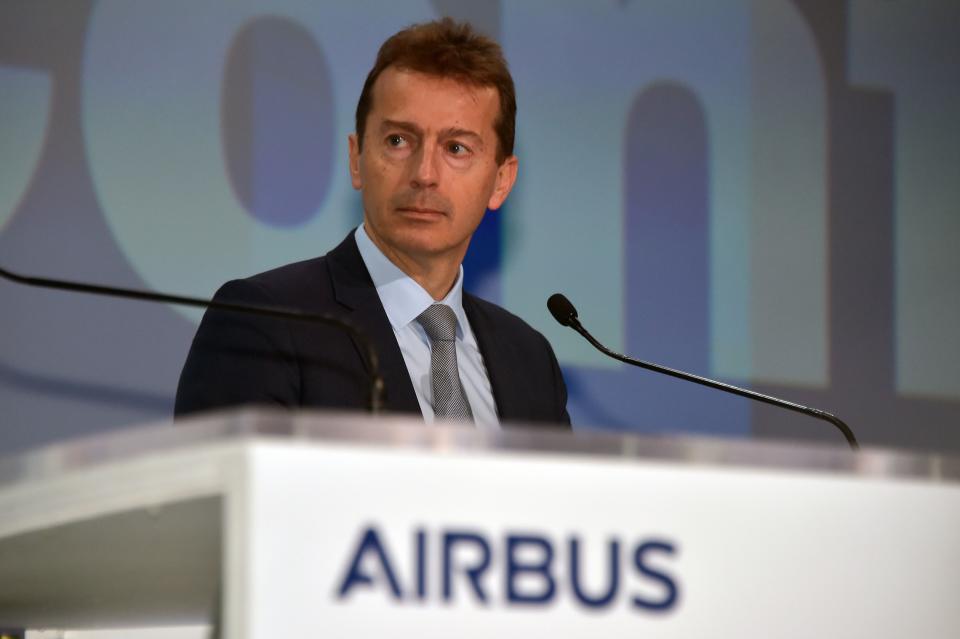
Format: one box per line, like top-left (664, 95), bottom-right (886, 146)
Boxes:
top-left (416, 303), bottom-right (474, 422)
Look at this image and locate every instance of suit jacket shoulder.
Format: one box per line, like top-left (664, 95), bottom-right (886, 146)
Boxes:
top-left (174, 239), bottom-right (407, 417)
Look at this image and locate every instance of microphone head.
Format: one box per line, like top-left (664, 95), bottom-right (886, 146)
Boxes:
top-left (547, 293), bottom-right (579, 327)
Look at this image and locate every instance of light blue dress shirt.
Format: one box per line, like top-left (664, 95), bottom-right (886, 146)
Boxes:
top-left (354, 225), bottom-right (501, 430)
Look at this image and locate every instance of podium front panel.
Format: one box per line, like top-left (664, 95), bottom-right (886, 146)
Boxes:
top-left (0, 409), bottom-right (957, 638)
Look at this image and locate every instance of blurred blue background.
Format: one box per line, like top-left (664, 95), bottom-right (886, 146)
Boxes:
top-left (1, 0), bottom-right (958, 453)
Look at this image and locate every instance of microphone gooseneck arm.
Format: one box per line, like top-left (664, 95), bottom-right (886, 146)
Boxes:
top-left (0, 264), bottom-right (385, 413)
top-left (548, 293), bottom-right (859, 450)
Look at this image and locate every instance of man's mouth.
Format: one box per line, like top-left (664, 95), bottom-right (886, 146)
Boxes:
top-left (397, 206), bottom-right (446, 216)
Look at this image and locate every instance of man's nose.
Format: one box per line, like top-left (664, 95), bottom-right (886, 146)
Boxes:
top-left (409, 146), bottom-right (440, 189)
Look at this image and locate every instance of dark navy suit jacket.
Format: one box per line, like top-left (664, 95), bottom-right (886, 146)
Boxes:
top-left (175, 233), bottom-right (571, 428)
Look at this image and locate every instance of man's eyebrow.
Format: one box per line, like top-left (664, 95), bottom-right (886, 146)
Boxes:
top-left (380, 120), bottom-right (423, 136)
top-left (441, 127), bottom-right (483, 144)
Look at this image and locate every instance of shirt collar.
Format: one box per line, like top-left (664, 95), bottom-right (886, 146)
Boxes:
top-left (354, 224), bottom-right (468, 339)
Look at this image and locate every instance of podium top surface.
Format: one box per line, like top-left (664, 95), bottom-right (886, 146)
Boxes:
top-left (1, 408), bottom-right (958, 488)
top-left (0, 408), bottom-right (960, 486)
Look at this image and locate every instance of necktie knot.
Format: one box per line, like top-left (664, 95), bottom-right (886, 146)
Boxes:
top-left (416, 304), bottom-right (458, 342)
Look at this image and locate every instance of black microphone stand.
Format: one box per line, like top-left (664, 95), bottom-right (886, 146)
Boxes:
top-left (0, 264), bottom-right (385, 413)
top-left (548, 294), bottom-right (859, 450)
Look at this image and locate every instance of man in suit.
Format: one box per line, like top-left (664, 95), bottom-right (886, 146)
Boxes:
top-left (175, 18), bottom-right (570, 429)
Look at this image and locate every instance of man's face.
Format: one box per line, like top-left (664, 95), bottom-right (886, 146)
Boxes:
top-left (349, 67), bottom-right (517, 270)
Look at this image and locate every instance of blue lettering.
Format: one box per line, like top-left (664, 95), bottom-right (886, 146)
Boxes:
top-left (336, 526), bottom-right (403, 600)
top-left (569, 537), bottom-right (619, 608)
top-left (415, 527), bottom-right (427, 600)
top-left (505, 534), bottom-right (556, 605)
top-left (632, 540), bottom-right (679, 611)
top-left (335, 526), bottom-right (681, 612)
top-left (442, 531), bottom-right (492, 603)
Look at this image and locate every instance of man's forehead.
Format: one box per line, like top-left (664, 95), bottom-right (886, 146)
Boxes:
top-left (370, 67), bottom-right (499, 116)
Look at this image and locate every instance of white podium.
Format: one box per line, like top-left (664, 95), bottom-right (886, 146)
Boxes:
top-left (1, 409), bottom-right (958, 638)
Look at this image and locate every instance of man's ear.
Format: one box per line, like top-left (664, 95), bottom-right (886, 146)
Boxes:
top-left (348, 133), bottom-right (362, 190)
top-left (487, 155), bottom-right (518, 211)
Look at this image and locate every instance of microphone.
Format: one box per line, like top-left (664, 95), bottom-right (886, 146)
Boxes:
top-left (547, 293), bottom-right (580, 329)
top-left (0, 264), bottom-right (385, 413)
top-left (547, 293), bottom-right (859, 450)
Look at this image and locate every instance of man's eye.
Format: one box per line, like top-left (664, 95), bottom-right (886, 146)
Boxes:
top-left (387, 134), bottom-right (406, 147)
top-left (447, 142), bottom-right (469, 155)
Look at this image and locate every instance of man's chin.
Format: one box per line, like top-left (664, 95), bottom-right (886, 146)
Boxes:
top-left (365, 219), bottom-right (469, 263)
top-left (395, 237), bottom-right (454, 258)
top-left (391, 231), bottom-right (466, 261)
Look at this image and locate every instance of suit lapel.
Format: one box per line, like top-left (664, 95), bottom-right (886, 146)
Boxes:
top-left (463, 294), bottom-right (521, 423)
top-left (326, 234), bottom-right (421, 415)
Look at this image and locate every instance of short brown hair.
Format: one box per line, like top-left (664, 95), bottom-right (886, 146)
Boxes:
top-left (355, 18), bottom-right (516, 164)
